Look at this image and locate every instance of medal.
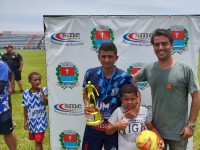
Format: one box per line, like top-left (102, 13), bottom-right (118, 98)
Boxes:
top-left (101, 67), bottom-right (116, 105)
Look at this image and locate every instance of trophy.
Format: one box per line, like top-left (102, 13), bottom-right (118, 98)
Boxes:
top-left (82, 81), bottom-right (103, 126)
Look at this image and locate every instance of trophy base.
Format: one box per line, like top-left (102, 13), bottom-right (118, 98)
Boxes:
top-left (86, 111), bottom-right (103, 126)
top-left (86, 120), bottom-right (103, 126)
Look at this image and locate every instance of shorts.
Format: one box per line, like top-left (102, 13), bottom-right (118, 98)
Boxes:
top-left (82, 129), bottom-right (118, 150)
top-left (0, 111), bottom-right (13, 135)
top-left (163, 138), bottom-right (188, 150)
top-left (29, 132), bottom-right (45, 142)
top-left (13, 70), bottom-right (21, 81)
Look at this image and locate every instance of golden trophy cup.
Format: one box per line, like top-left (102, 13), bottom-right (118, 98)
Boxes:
top-left (82, 81), bottom-right (103, 126)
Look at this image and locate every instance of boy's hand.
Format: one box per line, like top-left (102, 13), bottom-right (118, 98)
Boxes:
top-left (38, 84), bottom-right (43, 91)
top-left (115, 116), bottom-right (128, 130)
top-left (124, 107), bottom-right (139, 119)
top-left (8, 88), bottom-right (12, 95)
top-left (24, 121), bottom-right (29, 130)
top-left (159, 139), bottom-right (165, 150)
top-left (84, 106), bottom-right (97, 117)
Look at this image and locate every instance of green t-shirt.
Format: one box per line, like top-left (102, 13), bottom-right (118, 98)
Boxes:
top-left (134, 60), bottom-right (199, 141)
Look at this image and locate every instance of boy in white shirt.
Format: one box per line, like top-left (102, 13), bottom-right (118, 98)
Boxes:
top-left (105, 84), bottom-right (164, 150)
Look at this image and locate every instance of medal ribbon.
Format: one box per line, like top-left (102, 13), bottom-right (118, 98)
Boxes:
top-left (101, 66), bottom-right (116, 101)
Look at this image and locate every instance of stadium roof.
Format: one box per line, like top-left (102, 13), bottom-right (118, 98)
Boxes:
top-left (1, 31), bottom-right (44, 34)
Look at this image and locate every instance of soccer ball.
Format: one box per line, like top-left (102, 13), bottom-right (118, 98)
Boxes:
top-left (136, 130), bottom-right (160, 150)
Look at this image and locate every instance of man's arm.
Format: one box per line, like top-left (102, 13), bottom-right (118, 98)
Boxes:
top-left (19, 59), bottom-right (23, 72)
top-left (8, 72), bottom-right (14, 94)
top-left (132, 77), bottom-right (140, 84)
top-left (180, 91), bottom-right (200, 138)
top-left (188, 92), bottom-right (200, 125)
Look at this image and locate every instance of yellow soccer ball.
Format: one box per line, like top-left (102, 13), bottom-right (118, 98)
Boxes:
top-left (136, 130), bottom-right (160, 150)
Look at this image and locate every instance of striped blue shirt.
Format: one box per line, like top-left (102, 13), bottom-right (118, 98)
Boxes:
top-left (22, 88), bottom-right (48, 133)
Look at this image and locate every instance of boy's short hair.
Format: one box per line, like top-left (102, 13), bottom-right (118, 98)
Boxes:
top-left (150, 28), bottom-right (174, 45)
top-left (120, 84), bottom-right (138, 97)
top-left (28, 72), bottom-right (41, 81)
top-left (99, 42), bottom-right (117, 55)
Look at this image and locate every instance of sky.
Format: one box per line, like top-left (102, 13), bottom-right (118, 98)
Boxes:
top-left (1, 0), bottom-right (200, 32)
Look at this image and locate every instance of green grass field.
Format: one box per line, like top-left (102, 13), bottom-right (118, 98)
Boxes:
top-left (0, 50), bottom-right (200, 150)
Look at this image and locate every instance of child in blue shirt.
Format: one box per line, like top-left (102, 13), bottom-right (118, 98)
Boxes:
top-left (22, 72), bottom-right (48, 150)
top-left (0, 60), bottom-right (17, 150)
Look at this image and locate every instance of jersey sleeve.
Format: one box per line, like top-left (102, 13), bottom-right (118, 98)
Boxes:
top-left (187, 67), bottom-right (200, 93)
top-left (82, 69), bottom-right (91, 87)
top-left (126, 73), bottom-right (133, 84)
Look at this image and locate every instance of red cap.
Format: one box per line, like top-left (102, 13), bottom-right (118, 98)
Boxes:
top-left (4, 44), bottom-right (13, 49)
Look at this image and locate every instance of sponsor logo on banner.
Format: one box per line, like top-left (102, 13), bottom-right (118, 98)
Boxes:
top-left (168, 25), bottom-right (189, 54)
top-left (90, 25), bottom-right (115, 53)
top-left (127, 63), bottom-right (149, 90)
top-left (59, 130), bottom-right (81, 150)
top-left (122, 32), bottom-right (152, 46)
top-left (54, 103), bottom-right (84, 116)
top-left (56, 62), bottom-right (79, 89)
top-left (50, 32), bottom-right (84, 46)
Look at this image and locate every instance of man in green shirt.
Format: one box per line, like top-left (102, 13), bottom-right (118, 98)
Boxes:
top-left (133, 28), bottom-right (200, 150)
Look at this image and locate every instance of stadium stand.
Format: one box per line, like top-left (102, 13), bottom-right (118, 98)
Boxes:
top-left (0, 31), bottom-right (45, 50)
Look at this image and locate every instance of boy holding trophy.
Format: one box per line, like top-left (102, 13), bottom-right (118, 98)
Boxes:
top-left (82, 42), bottom-right (139, 150)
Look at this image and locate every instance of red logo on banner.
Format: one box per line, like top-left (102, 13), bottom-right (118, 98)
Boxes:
top-left (132, 68), bottom-right (141, 76)
top-left (95, 30), bottom-right (110, 40)
top-left (170, 31), bottom-right (184, 40)
top-left (64, 133), bottom-right (77, 142)
top-left (60, 67), bottom-right (75, 76)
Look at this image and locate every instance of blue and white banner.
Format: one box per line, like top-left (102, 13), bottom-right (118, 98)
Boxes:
top-left (44, 15), bottom-right (200, 150)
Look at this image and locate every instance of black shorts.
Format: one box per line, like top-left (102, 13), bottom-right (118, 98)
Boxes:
top-left (13, 70), bottom-right (22, 81)
top-left (0, 110), bottom-right (13, 135)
